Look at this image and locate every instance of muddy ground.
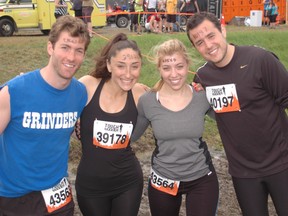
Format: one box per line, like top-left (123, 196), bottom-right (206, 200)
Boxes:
top-left (69, 127), bottom-right (277, 216)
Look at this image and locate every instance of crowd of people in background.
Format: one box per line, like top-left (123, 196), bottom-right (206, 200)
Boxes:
top-left (55, 0), bottom-right (280, 37)
top-left (129, 0), bottom-right (201, 34)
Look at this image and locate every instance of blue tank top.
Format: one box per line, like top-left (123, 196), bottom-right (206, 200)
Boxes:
top-left (0, 69), bottom-right (87, 197)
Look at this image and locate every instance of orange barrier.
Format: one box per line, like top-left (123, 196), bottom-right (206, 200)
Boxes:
top-left (276, 14), bottom-right (280, 25)
top-left (220, 14), bottom-right (226, 25)
top-left (91, 11), bottom-right (196, 18)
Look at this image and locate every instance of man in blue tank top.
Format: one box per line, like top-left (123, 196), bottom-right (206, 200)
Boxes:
top-left (0, 16), bottom-right (90, 216)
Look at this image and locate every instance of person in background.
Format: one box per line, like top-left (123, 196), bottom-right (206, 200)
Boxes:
top-left (131, 39), bottom-right (219, 216)
top-left (157, 0), bottom-right (167, 32)
top-left (75, 33), bottom-right (147, 216)
top-left (165, 0), bottom-right (177, 32)
top-left (194, 0), bottom-right (200, 12)
top-left (129, 0), bottom-right (136, 32)
top-left (145, 13), bottom-right (163, 33)
top-left (82, 0), bottom-right (94, 37)
top-left (54, 0), bottom-right (68, 19)
top-left (72, 0), bottom-right (83, 20)
top-left (263, 0), bottom-right (270, 26)
top-left (175, 0), bottom-right (185, 32)
top-left (134, 0), bottom-right (144, 35)
top-left (267, 0), bottom-right (278, 29)
top-left (0, 16), bottom-right (90, 216)
top-left (187, 12), bottom-right (288, 216)
top-left (147, 0), bottom-right (158, 18)
top-left (146, 0), bottom-right (157, 27)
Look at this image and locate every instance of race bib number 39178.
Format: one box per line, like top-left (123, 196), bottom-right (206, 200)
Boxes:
top-left (206, 84), bottom-right (241, 113)
top-left (93, 119), bottom-right (133, 149)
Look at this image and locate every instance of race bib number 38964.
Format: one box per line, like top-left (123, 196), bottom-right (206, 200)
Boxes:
top-left (93, 119), bottom-right (133, 149)
top-left (206, 84), bottom-right (241, 113)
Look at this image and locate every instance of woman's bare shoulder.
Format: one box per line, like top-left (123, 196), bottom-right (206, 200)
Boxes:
top-left (132, 83), bottom-right (150, 105)
top-left (79, 75), bottom-right (100, 87)
top-left (79, 75), bottom-right (101, 103)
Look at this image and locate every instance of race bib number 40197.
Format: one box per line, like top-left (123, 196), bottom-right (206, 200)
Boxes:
top-left (206, 84), bottom-right (240, 113)
top-left (93, 119), bottom-right (133, 149)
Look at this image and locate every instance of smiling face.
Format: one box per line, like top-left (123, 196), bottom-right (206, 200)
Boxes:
top-left (47, 31), bottom-right (86, 81)
top-left (159, 52), bottom-right (189, 91)
top-left (107, 48), bottom-right (142, 92)
top-left (188, 19), bottom-right (230, 67)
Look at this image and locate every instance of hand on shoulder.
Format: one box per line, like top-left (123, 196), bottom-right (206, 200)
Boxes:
top-left (135, 83), bottom-right (150, 92)
top-left (132, 83), bottom-right (150, 105)
top-left (79, 75), bottom-right (99, 86)
top-left (79, 75), bottom-right (101, 105)
top-left (191, 82), bottom-right (204, 92)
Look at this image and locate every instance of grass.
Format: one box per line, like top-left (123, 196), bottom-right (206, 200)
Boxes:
top-left (1, 25), bottom-right (288, 85)
top-left (1, 25), bottom-right (288, 153)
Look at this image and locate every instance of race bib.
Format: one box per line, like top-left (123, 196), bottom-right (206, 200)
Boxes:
top-left (93, 119), bottom-right (133, 149)
top-left (150, 169), bottom-right (180, 196)
top-left (41, 177), bottom-right (72, 213)
top-left (206, 84), bottom-right (241, 113)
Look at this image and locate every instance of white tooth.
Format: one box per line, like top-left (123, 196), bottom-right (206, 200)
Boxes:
top-left (171, 79), bottom-right (180, 84)
top-left (209, 48), bottom-right (217, 55)
top-left (65, 64), bottom-right (74, 68)
top-left (122, 79), bottom-right (132, 83)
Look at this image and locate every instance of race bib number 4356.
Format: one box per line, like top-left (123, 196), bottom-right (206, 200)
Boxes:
top-left (41, 177), bottom-right (72, 213)
top-left (206, 84), bottom-right (240, 113)
top-left (93, 119), bottom-right (133, 149)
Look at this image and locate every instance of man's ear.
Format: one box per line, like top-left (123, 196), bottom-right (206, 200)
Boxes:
top-left (47, 41), bottom-right (53, 56)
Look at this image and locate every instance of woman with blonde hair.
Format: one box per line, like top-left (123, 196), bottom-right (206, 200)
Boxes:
top-left (132, 39), bottom-right (219, 216)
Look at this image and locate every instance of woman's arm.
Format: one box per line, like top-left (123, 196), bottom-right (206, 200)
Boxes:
top-left (131, 93), bottom-right (150, 142)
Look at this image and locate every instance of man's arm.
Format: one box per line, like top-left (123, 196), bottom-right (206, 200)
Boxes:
top-left (0, 86), bottom-right (11, 134)
top-left (179, 0), bottom-right (185, 12)
top-left (130, 95), bottom-right (150, 142)
top-left (193, 0), bottom-right (199, 12)
top-left (263, 52), bottom-right (288, 108)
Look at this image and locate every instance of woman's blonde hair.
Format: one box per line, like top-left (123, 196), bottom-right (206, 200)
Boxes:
top-left (150, 39), bottom-right (191, 91)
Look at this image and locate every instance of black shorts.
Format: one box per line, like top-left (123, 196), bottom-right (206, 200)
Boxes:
top-left (269, 14), bottom-right (277, 22)
top-left (0, 191), bottom-right (74, 216)
top-left (132, 12), bottom-right (143, 25)
top-left (82, 6), bottom-right (94, 23)
top-left (264, 9), bottom-right (269, 17)
top-left (166, 14), bottom-right (176, 23)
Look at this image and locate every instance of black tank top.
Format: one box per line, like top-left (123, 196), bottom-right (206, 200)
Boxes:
top-left (76, 79), bottom-right (143, 197)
